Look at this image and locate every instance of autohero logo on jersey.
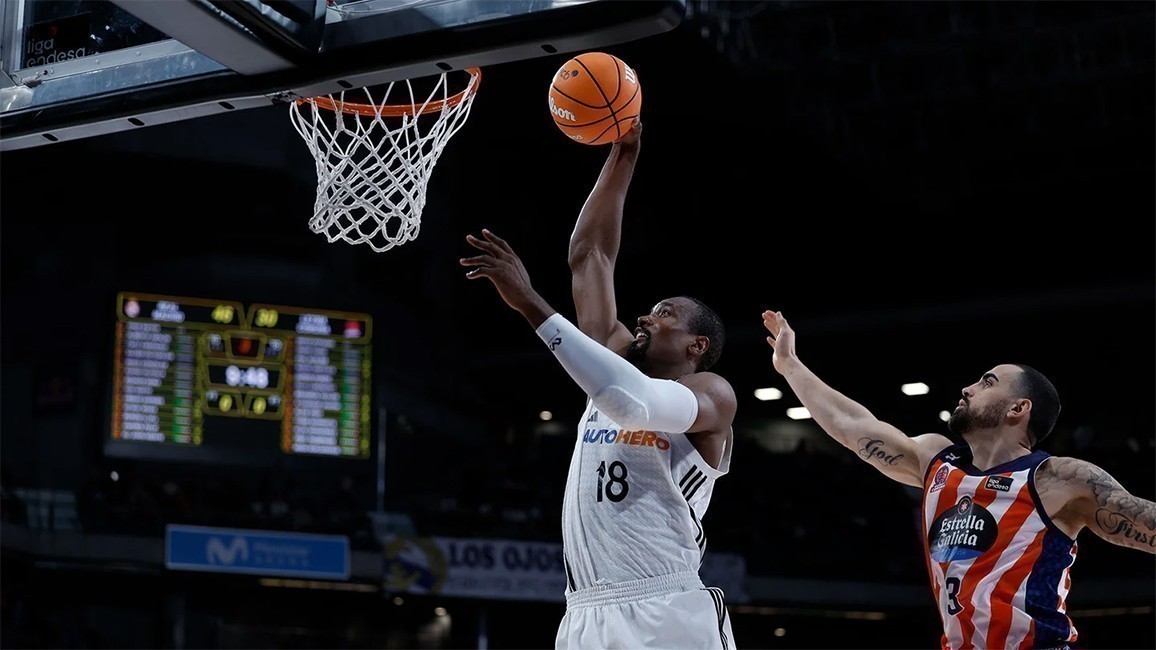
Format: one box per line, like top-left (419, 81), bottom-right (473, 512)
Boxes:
top-left (929, 496), bottom-right (998, 562)
top-left (583, 427), bottom-right (670, 451)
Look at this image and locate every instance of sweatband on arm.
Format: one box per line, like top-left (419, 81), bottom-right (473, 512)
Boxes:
top-left (535, 313), bottom-right (699, 433)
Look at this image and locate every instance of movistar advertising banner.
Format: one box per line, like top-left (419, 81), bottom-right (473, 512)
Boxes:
top-left (165, 524), bottom-right (349, 580)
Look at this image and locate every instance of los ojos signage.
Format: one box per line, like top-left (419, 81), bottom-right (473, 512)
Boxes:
top-left (382, 535), bottom-right (748, 603)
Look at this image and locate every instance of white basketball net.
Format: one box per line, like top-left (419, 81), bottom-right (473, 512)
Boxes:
top-left (288, 69), bottom-right (480, 252)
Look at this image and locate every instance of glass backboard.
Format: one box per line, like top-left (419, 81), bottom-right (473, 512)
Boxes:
top-left (0, 0), bottom-right (685, 150)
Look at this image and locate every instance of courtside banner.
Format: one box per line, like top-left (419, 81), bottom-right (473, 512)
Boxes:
top-left (166, 524), bottom-right (350, 579)
top-left (382, 535), bottom-right (747, 603)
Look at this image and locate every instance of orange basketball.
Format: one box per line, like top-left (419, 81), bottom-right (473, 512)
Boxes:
top-left (548, 52), bottom-right (642, 145)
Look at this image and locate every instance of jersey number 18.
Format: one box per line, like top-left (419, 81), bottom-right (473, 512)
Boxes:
top-left (596, 460), bottom-right (630, 503)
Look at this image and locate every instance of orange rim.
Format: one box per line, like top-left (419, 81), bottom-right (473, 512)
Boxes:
top-left (300, 68), bottom-right (481, 117)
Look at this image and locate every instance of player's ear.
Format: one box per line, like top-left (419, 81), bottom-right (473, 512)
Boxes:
top-left (1007, 398), bottom-right (1031, 424)
top-left (688, 336), bottom-right (709, 359)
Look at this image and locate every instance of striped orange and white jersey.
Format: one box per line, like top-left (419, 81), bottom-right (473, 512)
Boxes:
top-left (922, 445), bottom-right (1078, 650)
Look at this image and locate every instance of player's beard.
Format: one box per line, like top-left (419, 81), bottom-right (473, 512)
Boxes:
top-left (947, 399), bottom-right (1008, 437)
top-left (625, 335), bottom-right (650, 366)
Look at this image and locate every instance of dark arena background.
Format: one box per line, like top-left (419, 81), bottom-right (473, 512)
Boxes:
top-left (1, 1), bottom-right (1153, 648)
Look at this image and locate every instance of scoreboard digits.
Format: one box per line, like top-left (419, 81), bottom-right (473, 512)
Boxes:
top-left (111, 293), bottom-right (372, 459)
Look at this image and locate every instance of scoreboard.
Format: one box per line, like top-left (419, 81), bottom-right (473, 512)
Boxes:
top-left (109, 292), bottom-right (372, 461)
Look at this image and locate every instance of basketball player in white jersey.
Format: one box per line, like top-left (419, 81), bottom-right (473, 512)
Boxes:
top-left (460, 121), bottom-right (737, 649)
top-left (761, 309), bottom-right (1155, 649)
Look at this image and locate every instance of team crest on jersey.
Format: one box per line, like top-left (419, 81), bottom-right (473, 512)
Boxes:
top-left (929, 465), bottom-right (950, 493)
top-left (929, 495), bottom-right (998, 562)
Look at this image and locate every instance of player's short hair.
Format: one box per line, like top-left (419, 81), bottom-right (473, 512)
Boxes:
top-left (680, 296), bottom-right (725, 372)
top-left (1013, 363), bottom-right (1061, 446)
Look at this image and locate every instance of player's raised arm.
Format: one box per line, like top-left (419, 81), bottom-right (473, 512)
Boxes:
top-left (566, 121), bottom-right (642, 351)
top-left (463, 230), bottom-right (720, 437)
top-left (763, 310), bottom-right (951, 487)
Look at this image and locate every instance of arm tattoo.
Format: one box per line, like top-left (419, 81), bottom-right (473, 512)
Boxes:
top-left (857, 437), bottom-right (904, 466)
top-left (1094, 509), bottom-right (1156, 550)
top-left (1048, 457), bottom-right (1156, 551)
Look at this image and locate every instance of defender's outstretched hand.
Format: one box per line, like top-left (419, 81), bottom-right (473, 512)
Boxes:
top-left (762, 310), bottom-right (797, 375)
top-left (461, 229), bottom-right (552, 326)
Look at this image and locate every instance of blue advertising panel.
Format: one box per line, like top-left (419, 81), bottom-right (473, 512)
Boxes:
top-left (166, 525), bottom-right (349, 580)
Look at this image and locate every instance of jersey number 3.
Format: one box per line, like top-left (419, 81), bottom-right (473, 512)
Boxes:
top-left (945, 577), bottom-right (963, 615)
top-left (596, 460), bottom-right (630, 503)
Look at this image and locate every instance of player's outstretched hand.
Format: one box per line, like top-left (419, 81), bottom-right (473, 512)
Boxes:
top-left (461, 229), bottom-right (539, 314)
top-left (762, 310), bottom-right (798, 376)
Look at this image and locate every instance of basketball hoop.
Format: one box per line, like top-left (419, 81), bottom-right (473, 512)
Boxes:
top-left (289, 68), bottom-right (481, 252)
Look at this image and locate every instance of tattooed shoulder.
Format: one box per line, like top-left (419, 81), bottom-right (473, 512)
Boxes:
top-left (1038, 455), bottom-right (1095, 481)
top-left (1043, 456), bottom-right (1156, 551)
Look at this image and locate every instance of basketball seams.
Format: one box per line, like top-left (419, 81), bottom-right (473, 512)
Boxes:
top-left (549, 52), bottom-right (639, 145)
top-left (586, 121), bottom-right (621, 146)
top-left (573, 55), bottom-right (622, 142)
top-left (550, 84), bottom-right (609, 111)
top-left (556, 113), bottom-right (616, 129)
top-left (572, 56), bottom-right (614, 109)
top-left (550, 82), bottom-right (621, 130)
top-left (615, 83), bottom-right (641, 116)
top-left (605, 52), bottom-right (623, 105)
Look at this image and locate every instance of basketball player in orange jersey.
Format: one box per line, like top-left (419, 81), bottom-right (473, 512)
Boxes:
top-left (761, 309), bottom-right (1155, 649)
top-left (461, 121), bottom-right (738, 649)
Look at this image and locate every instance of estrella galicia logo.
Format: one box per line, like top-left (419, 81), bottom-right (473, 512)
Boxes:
top-left (929, 496), bottom-right (998, 562)
top-left (984, 475), bottom-right (1013, 493)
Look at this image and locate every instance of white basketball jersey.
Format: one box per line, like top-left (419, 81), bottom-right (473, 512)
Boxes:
top-left (561, 398), bottom-right (732, 593)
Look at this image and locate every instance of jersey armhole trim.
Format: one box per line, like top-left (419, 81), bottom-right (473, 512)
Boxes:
top-left (682, 435), bottom-right (729, 479)
top-left (922, 443), bottom-right (959, 485)
top-left (1027, 456), bottom-right (1078, 543)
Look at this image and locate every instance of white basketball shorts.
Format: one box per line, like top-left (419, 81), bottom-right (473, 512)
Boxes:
top-left (555, 571), bottom-right (735, 650)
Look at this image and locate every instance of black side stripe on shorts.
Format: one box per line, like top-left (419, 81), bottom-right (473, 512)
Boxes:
top-left (704, 587), bottom-right (729, 650)
top-left (563, 555), bottom-right (576, 592)
top-left (686, 502), bottom-right (704, 546)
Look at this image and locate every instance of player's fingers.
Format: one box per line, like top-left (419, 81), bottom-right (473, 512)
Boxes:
top-left (459, 254), bottom-right (494, 267)
top-left (766, 336), bottom-right (776, 348)
top-left (465, 267), bottom-right (492, 279)
top-left (466, 233), bottom-right (503, 256)
top-left (481, 228), bottom-right (514, 254)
